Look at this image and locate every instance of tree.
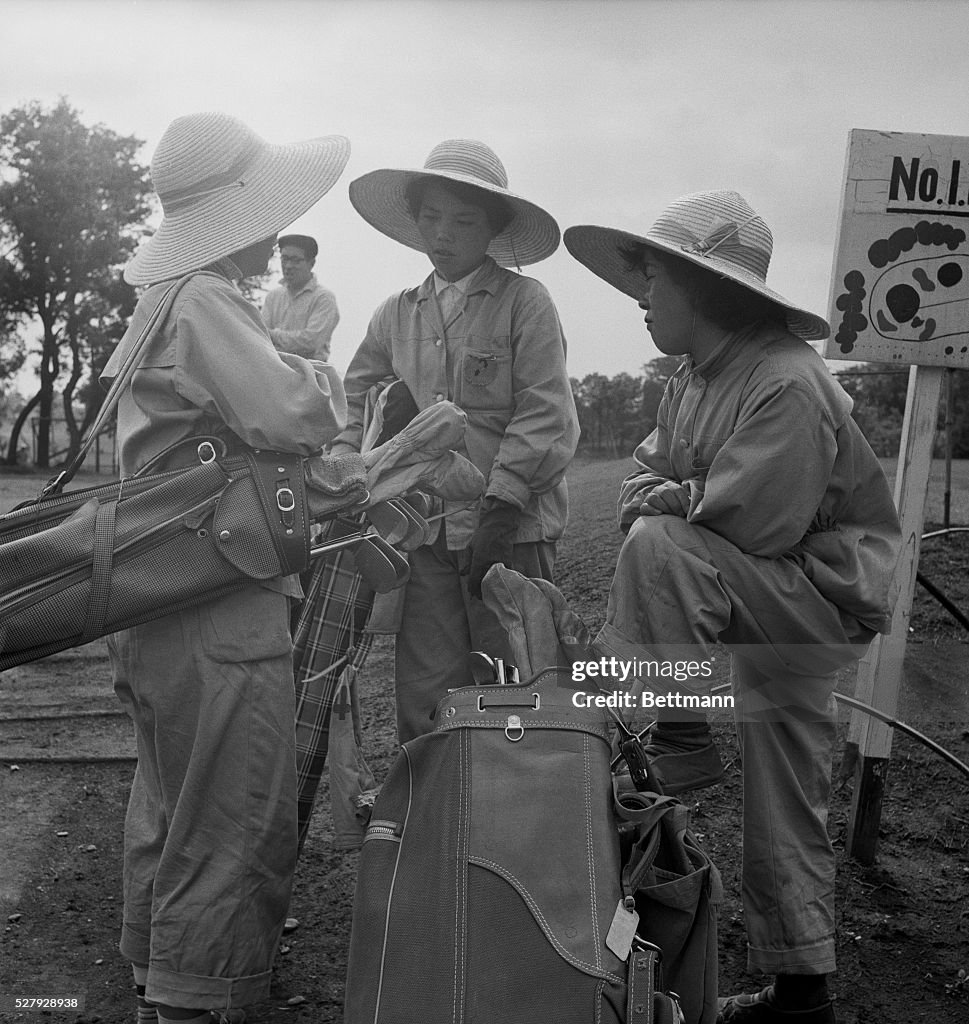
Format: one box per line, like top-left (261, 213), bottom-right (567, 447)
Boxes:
top-left (641, 354), bottom-right (684, 428)
top-left (572, 370), bottom-right (651, 455)
top-left (832, 364), bottom-right (969, 458)
top-left (0, 98), bottom-right (151, 466)
top-left (600, 371), bottom-right (647, 455)
top-left (571, 372), bottom-right (611, 451)
top-left (942, 370), bottom-right (969, 458)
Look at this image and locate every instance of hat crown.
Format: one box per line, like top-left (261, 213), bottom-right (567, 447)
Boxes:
top-left (648, 190), bottom-right (773, 282)
top-left (151, 112), bottom-right (264, 212)
top-left (423, 139), bottom-right (508, 189)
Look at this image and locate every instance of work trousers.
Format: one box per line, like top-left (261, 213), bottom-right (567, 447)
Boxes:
top-left (596, 515), bottom-right (875, 975)
top-left (108, 585), bottom-right (297, 1010)
top-left (395, 530), bottom-right (555, 743)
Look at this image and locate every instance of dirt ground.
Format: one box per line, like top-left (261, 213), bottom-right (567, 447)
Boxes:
top-left (1, 456), bottom-right (968, 1023)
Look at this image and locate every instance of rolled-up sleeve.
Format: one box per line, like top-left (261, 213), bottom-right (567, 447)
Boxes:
top-left (485, 286), bottom-right (579, 508)
top-left (174, 285), bottom-right (346, 453)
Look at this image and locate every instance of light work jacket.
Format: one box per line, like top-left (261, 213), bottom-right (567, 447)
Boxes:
top-left (102, 266), bottom-right (347, 597)
top-left (618, 323), bottom-right (901, 633)
top-left (332, 258), bottom-right (580, 548)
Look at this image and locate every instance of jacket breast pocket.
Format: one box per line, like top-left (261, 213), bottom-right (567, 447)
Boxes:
top-left (458, 337), bottom-right (512, 410)
top-left (689, 436), bottom-right (727, 474)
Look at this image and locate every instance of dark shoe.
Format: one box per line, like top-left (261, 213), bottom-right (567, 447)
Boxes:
top-left (644, 728), bottom-right (725, 795)
top-left (718, 987), bottom-right (835, 1023)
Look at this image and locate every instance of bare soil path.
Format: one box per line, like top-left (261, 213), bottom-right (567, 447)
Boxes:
top-left (1, 457), bottom-right (967, 1023)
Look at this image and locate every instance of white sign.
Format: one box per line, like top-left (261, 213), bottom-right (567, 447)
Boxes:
top-left (825, 129), bottom-right (969, 368)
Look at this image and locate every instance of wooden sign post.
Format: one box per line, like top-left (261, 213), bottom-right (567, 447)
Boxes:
top-left (842, 363), bottom-right (943, 863)
top-left (826, 129), bottom-right (969, 864)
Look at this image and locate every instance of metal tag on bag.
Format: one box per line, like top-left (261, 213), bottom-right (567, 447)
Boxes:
top-left (605, 899), bottom-right (640, 961)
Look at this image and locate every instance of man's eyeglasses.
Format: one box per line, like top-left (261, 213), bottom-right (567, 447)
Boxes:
top-left (279, 254), bottom-right (308, 265)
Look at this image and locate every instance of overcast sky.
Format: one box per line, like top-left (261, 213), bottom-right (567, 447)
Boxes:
top-left (4, 0), bottom-right (969, 378)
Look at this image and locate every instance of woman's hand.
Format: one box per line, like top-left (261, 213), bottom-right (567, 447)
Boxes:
top-left (639, 479), bottom-right (692, 517)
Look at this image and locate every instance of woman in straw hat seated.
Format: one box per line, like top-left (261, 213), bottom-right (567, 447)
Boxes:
top-left (100, 112), bottom-right (350, 1024)
top-left (329, 139), bottom-right (579, 743)
top-left (564, 192), bottom-right (901, 1024)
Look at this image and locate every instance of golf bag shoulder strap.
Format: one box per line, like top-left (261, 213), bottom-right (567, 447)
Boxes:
top-left (42, 273), bottom-right (198, 499)
top-left (627, 944), bottom-right (684, 1024)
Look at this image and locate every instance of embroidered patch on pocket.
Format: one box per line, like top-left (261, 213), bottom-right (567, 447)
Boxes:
top-left (464, 352), bottom-right (499, 386)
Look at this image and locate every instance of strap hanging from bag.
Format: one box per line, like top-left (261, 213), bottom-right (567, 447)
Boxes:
top-left (79, 497), bottom-right (120, 643)
top-left (39, 273), bottom-right (198, 500)
top-left (626, 940), bottom-right (685, 1024)
top-left (590, 683), bottom-right (664, 793)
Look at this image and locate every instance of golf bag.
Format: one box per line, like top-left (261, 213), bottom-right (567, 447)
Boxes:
top-left (343, 667), bottom-right (720, 1024)
top-left (0, 439), bottom-right (368, 671)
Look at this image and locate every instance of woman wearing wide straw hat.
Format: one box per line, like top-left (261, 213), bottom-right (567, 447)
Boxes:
top-left (565, 191), bottom-right (901, 1024)
top-left (101, 111), bottom-right (349, 1024)
top-left (330, 138), bottom-right (579, 743)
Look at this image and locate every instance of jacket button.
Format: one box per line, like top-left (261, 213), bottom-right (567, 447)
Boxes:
top-left (435, 393), bottom-right (445, 402)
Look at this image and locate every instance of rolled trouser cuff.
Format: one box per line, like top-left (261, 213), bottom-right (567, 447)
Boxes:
top-left (747, 937), bottom-right (836, 976)
top-left (144, 964), bottom-right (271, 1010)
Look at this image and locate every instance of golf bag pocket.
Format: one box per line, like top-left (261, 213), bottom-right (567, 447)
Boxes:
top-left (344, 668), bottom-right (686, 1023)
top-left (614, 786), bottom-right (722, 1024)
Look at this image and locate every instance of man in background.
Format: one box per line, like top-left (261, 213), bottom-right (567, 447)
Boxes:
top-left (263, 233), bottom-right (339, 360)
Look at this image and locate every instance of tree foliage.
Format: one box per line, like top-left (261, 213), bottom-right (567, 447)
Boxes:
top-left (0, 97), bottom-right (152, 466)
top-left (571, 356), bottom-right (683, 455)
top-left (835, 365), bottom-right (969, 458)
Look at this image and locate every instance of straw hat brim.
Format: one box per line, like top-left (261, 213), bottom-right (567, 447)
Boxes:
top-left (348, 166), bottom-right (560, 267)
top-left (125, 135), bottom-right (350, 286)
top-left (563, 224), bottom-right (830, 342)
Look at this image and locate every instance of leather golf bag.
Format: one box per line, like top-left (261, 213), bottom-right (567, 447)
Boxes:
top-left (0, 440), bottom-right (367, 672)
top-left (343, 667), bottom-right (711, 1024)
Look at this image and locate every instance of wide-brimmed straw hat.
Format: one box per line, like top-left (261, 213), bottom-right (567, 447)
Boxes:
top-left (124, 112), bottom-right (350, 285)
top-left (564, 190), bottom-right (829, 341)
top-left (348, 139), bottom-right (560, 268)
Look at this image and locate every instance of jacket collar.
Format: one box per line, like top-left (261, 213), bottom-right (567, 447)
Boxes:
top-left (686, 321), bottom-right (788, 380)
top-left (206, 256), bottom-right (244, 282)
top-left (414, 256), bottom-right (503, 306)
top-left (286, 273), bottom-right (318, 298)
